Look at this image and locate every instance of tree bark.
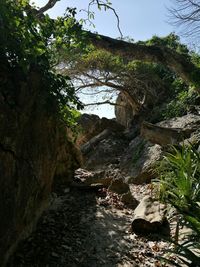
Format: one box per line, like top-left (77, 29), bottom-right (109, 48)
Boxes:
top-left (87, 32), bottom-right (200, 88)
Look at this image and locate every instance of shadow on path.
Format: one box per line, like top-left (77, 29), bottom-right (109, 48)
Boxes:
top-left (7, 187), bottom-right (135, 267)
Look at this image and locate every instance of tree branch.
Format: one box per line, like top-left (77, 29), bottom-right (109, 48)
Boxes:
top-left (86, 31), bottom-right (200, 87)
top-left (36, 0), bottom-right (60, 16)
top-left (27, 1), bottom-right (200, 89)
top-left (84, 100), bottom-right (118, 106)
top-left (84, 72), bottom-right (124, 90)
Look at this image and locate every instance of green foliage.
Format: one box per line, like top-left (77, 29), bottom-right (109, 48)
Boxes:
top-left (0, 0), bottom-right (84, 126)
top-left (157, 146), bottom-right (200, 208)
top-left (138, 33), bottom-right (190, 57)
top-left (77, 48), bottom-right (125, 72)
top-left (162, 86), bottom-right (199, 119)
top-left (155, 146), bottom-right (200, 266)
top-left (60, 31), bottom-right (199, 123)
top-left (150, 77), bottom-right (199, 122)
top-left (60, 106), bottom-right (81, 128)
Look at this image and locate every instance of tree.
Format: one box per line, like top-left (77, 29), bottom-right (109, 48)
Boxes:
top-left (169, 0), bottom-right (200, 41)
top-left (60, 34), bottom-right (198, 122)
top-left (1, 0), bottom-right (199, 120)
top-left (0, 0), bottom-right (87, 126)
top-left (61, 47), bottom-right (172, 111)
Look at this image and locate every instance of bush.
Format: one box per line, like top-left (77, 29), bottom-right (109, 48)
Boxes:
top-left (0, 1), bottom-right (84, 127)
top-left (155, 145), bottom-right (200, 266)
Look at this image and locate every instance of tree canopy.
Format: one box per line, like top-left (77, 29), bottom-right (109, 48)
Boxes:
top-left (1, 0), bottom-right (200, 124)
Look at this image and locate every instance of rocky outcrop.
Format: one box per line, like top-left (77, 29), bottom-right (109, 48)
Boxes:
top-left (0, 69), bottom-right (81, 266)
top-left (80, 113), bottom-right (200, 186)
top-left (157, 114), bottom-right (200, 129)
top-left (108, 178), bottom-right (138, 207)
top-left (141, 114), bottom-right (200, 146)
top-left (141, 121), bottom-right (191, 146)
top-left (81, 129), bottom-right (111, 155)
top-left (82, 130), bottom-right (129, 170)
top-left (132, 196), bottom-right (168, 235)
top-left (76, 113), bottom-right (124, 145)
top-left (78, 116), bottom-right (127, 170)
top-left (120, 136), bottom-right (162, 184)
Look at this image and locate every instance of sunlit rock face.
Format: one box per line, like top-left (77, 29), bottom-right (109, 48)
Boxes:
top-left (115, 93), bottom-right (135, 128)
top-left (0, 69), bottom-right (81, 266)
top-left (120, 136), bottom-right (162, 184)
top-left (76, 113), bottom-right (124, 145)
top-left (132, 196), bottom-right (168, 235)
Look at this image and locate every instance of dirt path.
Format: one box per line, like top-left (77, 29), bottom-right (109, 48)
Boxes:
top-left (7, 182), bottom-right (171, 267)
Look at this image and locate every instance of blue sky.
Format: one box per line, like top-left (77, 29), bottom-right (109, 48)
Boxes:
top-left (34, 0), bottom-right (174, 40)
top-left (33, 0), bottom-right (176, 118)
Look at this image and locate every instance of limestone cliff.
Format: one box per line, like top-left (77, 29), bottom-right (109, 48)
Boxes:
top-left (0, 68), bottom-right (81, 266)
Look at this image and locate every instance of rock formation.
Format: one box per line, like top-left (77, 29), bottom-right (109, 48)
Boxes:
top-left (141, 114), bottom-right (200, 146)
top-left (131, 196), bottom-right (168, 235)
top-left (76, 113), bottom-right (124, 145)
top-left (0, 70), bottom-right (82, 266)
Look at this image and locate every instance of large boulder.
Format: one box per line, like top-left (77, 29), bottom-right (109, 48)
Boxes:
top-left (141, 121), bottom-right (191, 146)
top-left (76, 113), bottom-right (124, 145)
top-left (132, 196), bottom-right (168, 235)
top-left (82, 130), bottom-right (129, 170)
top-left (120, 136), bottom-right (162, 184)
top-left (157, 114), bottom-right (200, 129)
top-left (0, 70), bottom-right (81, 266)
top-left (141, 114), bottom-right (200, 146)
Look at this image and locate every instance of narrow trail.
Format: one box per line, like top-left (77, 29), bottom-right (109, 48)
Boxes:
top-left (8, 177), bottom-right (171, 267)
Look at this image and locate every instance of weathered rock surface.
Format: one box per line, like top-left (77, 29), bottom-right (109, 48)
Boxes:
top-left (53, 134), bottom-right (83, 190)
top-left (132, 196), bottom-right (168, 235)
top-left (120, 136), bottom-right (162, 184)
top-left (77, 113), bottom-right (124, 145)
top-left (141, 121), bottom-right (191, 146)
top-left (82, 130), bottom-right (129, 170)
top-left (141, 114), bottom-right (200, 146)
top-left (157, 114), bottom-right (200, 129)
top-left (74, 168), bottom-right (112, 187)
top-left (81, 128), bottom-right (111, 154)
top-left (115, 92), bottom-right (134, 128)
top-left (0, 70), bottom-right (81, 266)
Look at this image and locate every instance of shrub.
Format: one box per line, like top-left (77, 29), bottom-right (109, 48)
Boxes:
top-left (155, 145), bottom-right (200, 266)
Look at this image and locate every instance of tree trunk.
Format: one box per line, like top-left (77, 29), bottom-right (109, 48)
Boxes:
top-left (87, 32), bottom-right (200, 88)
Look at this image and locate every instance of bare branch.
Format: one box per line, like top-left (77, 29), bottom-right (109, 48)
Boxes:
top-left (79, 89), bottom-right (115, 95)
top-left (168, 0), bottom-right (200, 41)
top-left (84, 100), bottom-right (119, 106)
top-left (36, 0), bottom-right (60, 16)
top-left (83, 72), bottom-right (124, 90)
top-left (96, 0), bottom-right (123, 38)
top-left (87, 0), bottom-right (123, 38)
